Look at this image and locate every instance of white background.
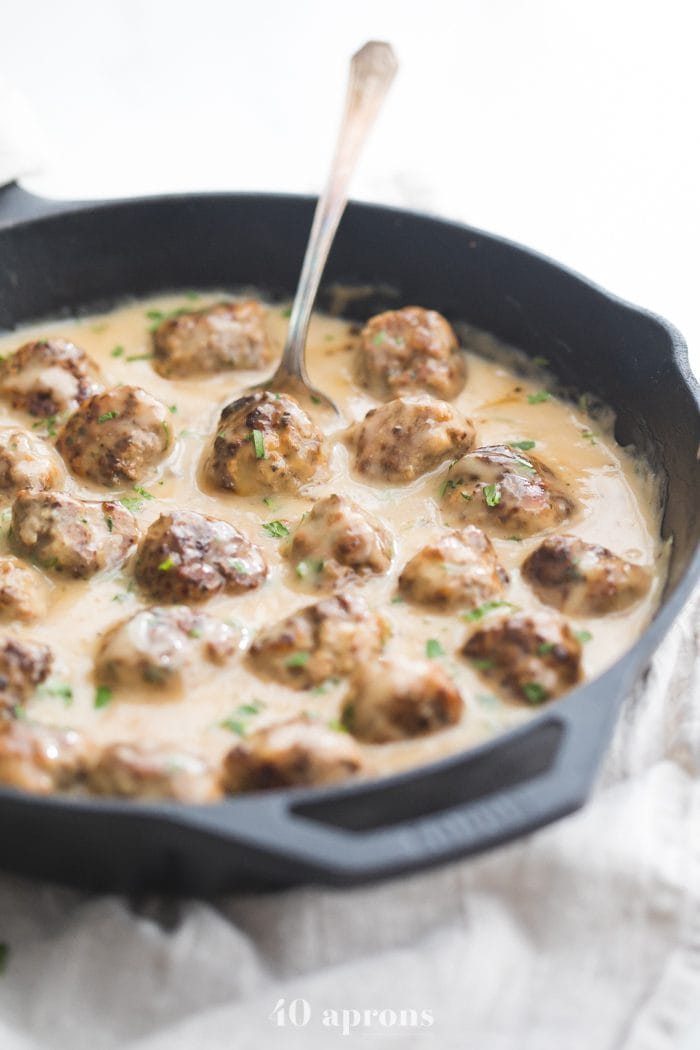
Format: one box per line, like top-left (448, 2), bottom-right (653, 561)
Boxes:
top-left (1, 0), bottom-right (698, 372)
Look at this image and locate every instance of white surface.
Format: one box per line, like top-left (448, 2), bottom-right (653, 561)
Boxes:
top-left (0, 2), bottom-right (699, 1047)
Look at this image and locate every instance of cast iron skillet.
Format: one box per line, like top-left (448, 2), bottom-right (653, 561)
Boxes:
top-left (0, 183), bottom-right (698, 895)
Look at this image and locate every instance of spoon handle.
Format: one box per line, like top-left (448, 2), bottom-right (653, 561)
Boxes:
top-left (279, 41), bottom-right (398, 377)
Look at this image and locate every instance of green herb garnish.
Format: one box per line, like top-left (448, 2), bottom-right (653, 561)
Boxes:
top-left (426, 639), bottom-right (445, 659)
top-left (527, 390), bottom-right (551, 404)
top-left (472, 658), bottom-right (496, 671)
top-left (250, 430), bottom-right (266, 459)
top-left (286, 651), bottom-right (310, 669)
top-left (510, 439), bottom-right (536, 451)
top-left (463, 600), bottom-right (513, 623)
top-left (158, 556), bottom-right (175, 571)
top-left (483, 483), bottom-right (501, 507)
top-left (98, 411), bottom-right (118, 424)
top-left (262, 520), bottom-right (290, 539)
top-left (40, 681), bottom-right (73, 704)
top-left (574, 629), bottom-right (593, 644)
top-left (522, 682), bottom-right (548, 704)
top-left (94, 685), bottom-right (113, 709)
top-left (110, 345), bottom-right (124, 357)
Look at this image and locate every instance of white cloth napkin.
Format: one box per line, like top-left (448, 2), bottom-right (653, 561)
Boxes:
top-left (0, 585), bottom-right (698, 1050)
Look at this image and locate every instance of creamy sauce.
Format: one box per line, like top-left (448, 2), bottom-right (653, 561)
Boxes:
top-left (0, 294), bottom-right (667, 780)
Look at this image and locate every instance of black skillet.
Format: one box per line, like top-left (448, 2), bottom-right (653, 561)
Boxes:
top-left (0, 182), bottom-right (698, 894)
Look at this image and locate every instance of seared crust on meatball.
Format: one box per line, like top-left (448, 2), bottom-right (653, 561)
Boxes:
top-left (0, 338), bottom-right (102, 418)
top-left (249, 592), bottom-right (388, 690)
top-left (223, 715), bottom-right (364, 792)
top-left (289, 494), bottom-right (393, 588)
top-left (463, 610), bottom-right (582, 703)
top-left (12, 490), bottom-right (138, 578)
top-left (135, 511), bottom-right (267, 603)
top-left (0, 557), bottom-right (47, 623)
top-left (399, 526), bottom-right (509, 609)
top-left (0, 718), bottom-right (83, 794)
top-left (358, 307), bottom-right (467, 400)
top-left (95, 606), bottom-right (240, 690)
top-left (205, 391), bottom-right (327, 495)
top-left (56, 385), bottom-right (171, 486)
top-left (152, 300), bottom-right (272, 377)
top-left (343, 656), bottom-right (463, 742)
top-left (441, 445), bottom-right (574, 537)
top-left (0, 633), bottom-right (52, 710)
top-left (88, 743), bottom-right (221, 802)
top-left (521, 534), bottom-right (651, 616)
top-left (0, 427), bottom-right (65, 497)
top-left (350, 397), bottom-right (475, 484)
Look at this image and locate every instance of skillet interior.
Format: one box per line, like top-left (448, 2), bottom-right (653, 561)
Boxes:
top-left (0, 187), bottom-right (698, 893)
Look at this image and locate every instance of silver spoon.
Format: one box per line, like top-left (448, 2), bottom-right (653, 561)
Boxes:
top-left (249, 40), bottom-right (398, 414)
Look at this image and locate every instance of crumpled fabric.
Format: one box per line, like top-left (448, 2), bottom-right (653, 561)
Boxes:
top-left (0, 586), bottom-right (698, 1050)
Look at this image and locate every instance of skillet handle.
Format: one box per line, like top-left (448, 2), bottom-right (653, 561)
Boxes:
top-left (0, 181), bottom-right (69, 226)
top-left (213, 663), bottom-right (633, 884)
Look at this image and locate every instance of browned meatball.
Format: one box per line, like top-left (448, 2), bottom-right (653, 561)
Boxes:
top-left (351, 397), bottom-right (475, 484)
top-left (152, 300), bottom-right (272, 377)
top-left (0, 557), bottom-right (47, 623)
top-left (0, 633), bottom-right (52, 711)
top-left (135, 511), bottom-right (266, 603)
top-left (0, 718), bottom-right (83, 794)
top-left (342, 656), bottom-right (463, 743)
top-left (288, 494), bottom-right (393, 588)
top-left (249, 592), bottom-right (388, 690)
top-left (12, 490), bottom-right (138, 578)
top-left (56, 385), bottom-right (171, 486)
top-left (223, 716), bottom-right (364, 792)
top-left (521, 534), bottom-right (651, 616)
top-left (95, 606), bottom-right (240, 690)
top-left (0, 338), bottom-right (102, 417)
top-left (358, 307), bottom-right (467, 400)
top-left (441, 445), bottom-right (574, 537)
top-left (88, 743), bottom-right (221, 802)
top-left (0, 427), bottom-right (65, 497)
top-left (205, 391), bottom-right (327, 495)
top-left (463, 610), bottom-right (582, 704)
top-left (399, 526), bottom-right (509, 608)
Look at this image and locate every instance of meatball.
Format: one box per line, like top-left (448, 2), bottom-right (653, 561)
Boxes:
top-left (0, 338), bottom-right (102, 417)
top-left (463, 610), bottom-right (582, 704)
top-left (0, 557), bottom-right (47, 623)
top-left (0, 427), bottom-right (65, 497)
top-left (351, 397), bottom-right (475, 484)
top-left (12, 490), bottom-right (138, 578)
top-left (223, 716), bottom-right (364, 792)
top-left (248, 592), bottom-right (388, 690)
top-left (0, 633), bottom-right (52, 711)
top-left (134, 511), bottom-right (267, 603)
top-left (342, 656), bottom-right (463, 742)
top-left (205, 391), bottom-right (327, 495)
top-left (56, 385), bottom-right (171, 486)
top-left (95, 606), bottom-right (240, 690)
top-left (288, 494), bottom-right (393, 588)
top-left (441, 445), bottom-right (574, 537)
top-left (88, 743), bottom-right (221, 802)
top-left (152, 299), bottom-right (272, 377)
top-left (399, 526), bottom-right (509, 609)
top-left (521, 535), bottom-right (651, 616)
top-left (0, 718), bottom-right (83, 794)
top-left (358, 306), bottom-right (467, 400)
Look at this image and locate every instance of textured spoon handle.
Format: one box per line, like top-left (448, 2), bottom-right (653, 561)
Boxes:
top-left (280, 41), bottom-right (398, 376)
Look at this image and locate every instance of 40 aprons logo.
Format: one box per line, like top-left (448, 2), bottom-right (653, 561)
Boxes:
top-left (270, 997), bottom-right (435, 1036)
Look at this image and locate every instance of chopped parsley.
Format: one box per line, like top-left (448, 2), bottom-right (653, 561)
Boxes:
top-left (426, 639), bottom-right (445, 659)
top-left (286, 651), bottom-right (310, 669)
top-left (220, 699), bottom-right (264, 735)
top-left (537, 641), bottom-right (555, 655)
top-left (522, 682), bottom-right (548, 704)
top-left (169, 404), bottom-right (177, 414)
top-left (472, 658), bottom-right (495, 671)
top-left (327, 718), bottom-right (349, 734)
top-left (439, 477), bottom-right (461, 498)
top-left (97, 411), bottom-right (118, 424)
top-left (483, 483), bottom-right (501, 507)
top-left (574, 629), bottom-right (593, 644)
top-left (134, 486), bottom-right (154, 501)
top-left (463, 600), bottom-right (513, 623)
top-left (229, 558), bottom-right (249, 574)
top-left (372, 330), bottom-right (386, 346)
top-left (510, 439), bottom-right (536, 451)
top-left (295, 559), bottom-right (323, 578)
top-left (250, 430), bottom-right (266, 459)
top-left (120, 496), bottom-right (142, 512)
top-left (126, 353), bottom-right (154, 363)
top-left (527, 390), bottom-right (551, 404)
top-left (390, 595), bottom-right (405, 604)
top-left (581, 429), bottom-right (597, 444)
top-left (110, 345), bottom-right (124, 357)
top-left (532, 355), bottom-right (549, 367)
top-left (32, 415), bottom-right (59, 438)
top-left (280, 305), bottom-right (292, 318)
top-left (39, 681), bottom-right (73, 704)
top-left (145, 306), bottom-right (190, 332)
top-left (262, 520), bottom-right (290, 539)
top-left (94, 685), bottom-right (113, 709)
top-left (158, 556), bottom-right (175, 572)
top-left (105, 516), bottom-right (114, 532)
